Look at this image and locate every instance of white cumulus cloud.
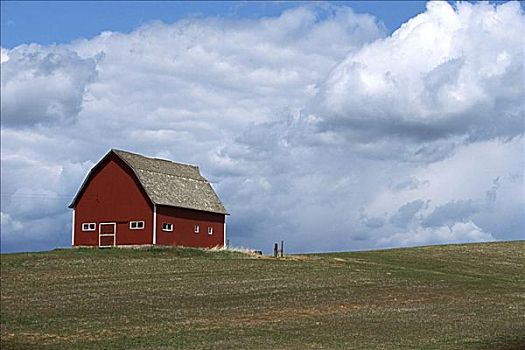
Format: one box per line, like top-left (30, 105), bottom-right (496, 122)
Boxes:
top-left (379, 221), bottom-right (495, 247)
top-left (1, 45), bottom-right (98, 126)
top-left (311, 1), bottom-right (524, 154)
top-left (1, 2), bottom-right (523, 253)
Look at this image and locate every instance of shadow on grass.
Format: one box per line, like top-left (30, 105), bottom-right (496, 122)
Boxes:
top-left (480, 333), bottom-right (525, 350)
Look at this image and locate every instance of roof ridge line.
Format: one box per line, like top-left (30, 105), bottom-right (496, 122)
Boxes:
top-left (112, 148), bottom-right (199, 169)
top-left (136, 167), bottom-right (209, 183)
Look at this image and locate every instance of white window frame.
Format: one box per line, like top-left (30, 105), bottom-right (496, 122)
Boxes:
top-left (129, 221), bottom-right (145, 230)
top-left (194, 224), bottom-right (200, 234)
top-left (162, 223), bottom-right (173, 232)
top-left (208, 227), bottom-right (213, 235)
top-left (82, 223), bottom-right (96, 231)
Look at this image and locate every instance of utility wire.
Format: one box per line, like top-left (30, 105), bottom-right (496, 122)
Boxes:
top-left (0, 193), bottom-right (73, 199)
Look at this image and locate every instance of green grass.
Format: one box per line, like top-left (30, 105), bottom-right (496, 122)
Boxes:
top-left (1, 241), bottom-right (524, 349)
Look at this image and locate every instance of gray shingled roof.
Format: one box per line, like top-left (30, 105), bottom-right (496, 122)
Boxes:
top-left (113, 149), bottom-right (228, 215)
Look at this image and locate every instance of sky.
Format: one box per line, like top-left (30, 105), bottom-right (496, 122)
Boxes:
top-left (1, 1), bottom-right (524, 253)
top-left (1, 1), bottom-right (429, 47)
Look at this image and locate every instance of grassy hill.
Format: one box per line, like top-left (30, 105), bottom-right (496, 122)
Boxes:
top-left (1, 241), bottom-right (524, 349)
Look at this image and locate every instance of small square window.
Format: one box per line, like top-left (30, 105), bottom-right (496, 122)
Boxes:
top-left (194, 224), bottom-right (200, 234)
top-left (82, 223), bottom-right (96, 231)
top-left (208, 227), bottom-right (213, 235)
top-left (130, 221), bottom-right (145, 230)
top-left (162, 223), bottom-right (173, 232)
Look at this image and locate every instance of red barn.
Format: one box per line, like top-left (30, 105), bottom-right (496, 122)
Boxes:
top-left (69, 149), bottom-right (228, 248)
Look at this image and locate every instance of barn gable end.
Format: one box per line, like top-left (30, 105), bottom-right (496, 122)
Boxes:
top-left (72, 153), bottom-right (154, 246)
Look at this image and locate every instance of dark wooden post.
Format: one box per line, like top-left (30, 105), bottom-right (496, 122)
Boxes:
top-left (273, 243), bottom-right (278, 258)
top-left (280, 240), bottom-right (284, 257)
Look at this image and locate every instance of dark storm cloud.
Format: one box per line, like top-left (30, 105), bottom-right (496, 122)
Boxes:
top-left (422, 200), bottom-right (481, 228)
top-left (390, 200), bottom-right (428, 228)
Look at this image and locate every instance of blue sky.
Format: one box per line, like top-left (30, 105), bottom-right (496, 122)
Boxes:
top-left (1, 1), bottom-right (430, 48)
top-left (1, 1), bottom-right (523, 253)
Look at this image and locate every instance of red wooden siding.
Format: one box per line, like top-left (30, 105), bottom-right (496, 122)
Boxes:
top-left (73, 154), bottom-right (153, 246)
top-left (156, 206), bottom-right (225, 248)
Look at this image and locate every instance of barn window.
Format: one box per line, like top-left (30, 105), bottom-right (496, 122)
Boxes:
top-left (130, 221), bottom-right (145, 230)
top-left (194, 224), bottom-right (200, 233)
top-left (82, 223), bottom-right (96, 231)
top-left (162, 223), bottom-right (173, 232)
top-left (208, 227), bottom-right (213, 235)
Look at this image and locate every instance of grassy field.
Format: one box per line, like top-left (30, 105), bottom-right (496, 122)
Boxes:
top-left (1, 241), bottom-right (524, 350)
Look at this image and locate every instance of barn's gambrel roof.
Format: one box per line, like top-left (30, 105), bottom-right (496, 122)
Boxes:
top-left (70, 149), bottom-right (228, 215)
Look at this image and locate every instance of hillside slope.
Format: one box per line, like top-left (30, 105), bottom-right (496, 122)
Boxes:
top-left (1, 241), bottom-right (524, 349)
